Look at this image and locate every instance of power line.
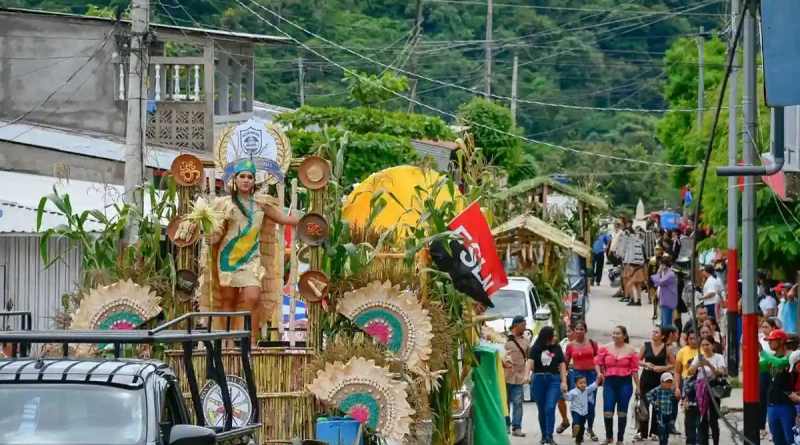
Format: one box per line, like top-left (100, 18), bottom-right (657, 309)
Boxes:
top-left (426, 0), bottom-right (725, 16)
top-left (232, 0), bottom-right (723, 114)
top-left (0, 20), bottom-right (120, 130)
top-left (231, 0), bottom-right (697, 169)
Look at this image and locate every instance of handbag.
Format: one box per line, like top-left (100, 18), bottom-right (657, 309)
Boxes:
top-left (710, 377), bottom-right (733, 399)
top-left (635, 396), bottom-right (650, 423)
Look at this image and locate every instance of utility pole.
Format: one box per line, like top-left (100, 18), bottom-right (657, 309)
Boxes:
top-left (697, 26), bottom-right (705, 130)
top-left (483, 0), bottom-right (492, 99)
top-left (740, 3), bottom-right (759, 444)
top-left (298, 57), bottom-right (305, 107)
top-left (510, 53), bottom-right (518, 123)
top-left (726, 0), bottom-right (740, 378)
top-left (408, 0), bottom-right (424, 113)
top-left (123, 0), bottom-right (149, 244)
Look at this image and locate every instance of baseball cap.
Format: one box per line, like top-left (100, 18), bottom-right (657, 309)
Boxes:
top-left (661, 372), bottom-right (674, 382)
top-left (774, 282), bottom-right (793, 292)
top-left (766, 329), bottom-right (788, 341)
top-left (790, 350), bottom-right (800, 372)
top-left (510, 315), bottom-right (526, 328)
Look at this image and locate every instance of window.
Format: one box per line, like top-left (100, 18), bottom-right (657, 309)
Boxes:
top-left (0, 384), bottom-right (145, 445)
top-left (484, 289), bottom-right (528, 318)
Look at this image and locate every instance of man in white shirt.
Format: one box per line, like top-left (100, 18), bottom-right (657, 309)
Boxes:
top-left (700, 265), bottom-right (723, 319)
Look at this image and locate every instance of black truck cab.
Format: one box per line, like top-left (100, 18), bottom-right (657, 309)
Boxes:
top-left (0, 311), bottom-right (260, 445)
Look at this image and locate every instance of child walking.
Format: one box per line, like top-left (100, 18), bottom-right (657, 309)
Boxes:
top-left (646, 372), bottom-right (678, 445)
top-left (562, 375), bottom-right (600, 443)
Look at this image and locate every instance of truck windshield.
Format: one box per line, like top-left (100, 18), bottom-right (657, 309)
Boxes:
top-left (484, 289), bottom-right (528, 318)
top-left (0, 384), bottom-right (145, 445)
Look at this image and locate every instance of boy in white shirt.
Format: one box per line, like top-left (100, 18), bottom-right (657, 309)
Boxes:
top-left (563, 375), bottom-right (600, 444)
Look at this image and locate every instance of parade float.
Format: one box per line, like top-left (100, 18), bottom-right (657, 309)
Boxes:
top-left (28, 122), bottom-right (518, 445)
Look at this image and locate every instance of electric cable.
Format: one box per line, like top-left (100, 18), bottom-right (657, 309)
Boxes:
top-left (0, 19), bottom-right (120, 129)
top-left (684, 0), bottom-right (756, 442)
top-left (240, 0), bottom-right (726, 114)
top-left (231, 0), bottom-right (696, 169)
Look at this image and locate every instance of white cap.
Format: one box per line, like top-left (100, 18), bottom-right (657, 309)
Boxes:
top-left (789, 350), bottom-right (800, 372)
top-left (661, 372), bottom-right (674, 382)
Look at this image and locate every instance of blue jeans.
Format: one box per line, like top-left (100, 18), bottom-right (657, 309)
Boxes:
top-left (572, 411), bottom-right (587, 443)
top-left (572, 369), bottom-right (597, 430)
top-left (505, 383), bottom-right (524, 430)
top-left (660, 306), bottom-right (674, 327)
top-left (705, 303), bottom-right (716, 319)
top-left (655, 409), bottom-right (670, 445)
top-left (767, 404), bottom-right (796, 445)
top-left (603, 376), bottom-right (633, 441)
top-left (532, 373), bottom-right (561, 441)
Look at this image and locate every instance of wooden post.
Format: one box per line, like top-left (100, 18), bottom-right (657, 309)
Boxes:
top-left (307, 184), bottom-right (326, 352)
top-left (288, 179), bottom-right (299, 347)
top-left (275, 183), bottom-right (286, 340)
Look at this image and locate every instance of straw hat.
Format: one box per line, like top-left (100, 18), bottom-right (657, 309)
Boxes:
top-left (298, 156), bottom-right (331, 190)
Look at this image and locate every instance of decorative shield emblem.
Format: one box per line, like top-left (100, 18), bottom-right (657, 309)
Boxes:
top-left (200, 376), bottom-right (254, 428)
top-left (214, 119), bottom-right (291, 186)
top-left (239, 126), bottom-right (264, 156)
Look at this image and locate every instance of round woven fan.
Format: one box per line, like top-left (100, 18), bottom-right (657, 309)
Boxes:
top-left (307, 357), bottom-right (415, 442)
top-left (71, 279), bottom-right (162, 331)
top-left (339, 281), bottom-right (433, 369)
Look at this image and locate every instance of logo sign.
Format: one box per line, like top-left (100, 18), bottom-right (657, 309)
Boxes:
top-left (214, 119), bottom-right (291, 186)
top-left (200, 375), bottom-right (254, 428)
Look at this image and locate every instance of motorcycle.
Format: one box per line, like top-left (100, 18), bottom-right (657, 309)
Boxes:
top-left (568, 276), bottom-right (590, 323)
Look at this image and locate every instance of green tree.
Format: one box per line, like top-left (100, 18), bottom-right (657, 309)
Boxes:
top-left (277, 72), bottom-right (455, 185)
top-left (456, 98), bottom-right (537, 184)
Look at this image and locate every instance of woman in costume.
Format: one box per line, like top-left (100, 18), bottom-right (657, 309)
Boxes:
top-left (208, 159), bottom-right (299, 347)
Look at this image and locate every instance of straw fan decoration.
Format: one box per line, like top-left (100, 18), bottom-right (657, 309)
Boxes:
top-left (339, 281), bottom-right (434, 370)
top-left (307, 356), bottom-right (415, 442)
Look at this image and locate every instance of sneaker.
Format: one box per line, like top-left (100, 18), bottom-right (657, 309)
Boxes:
top-left (507, 426), bottom-right (511, 434)
top-left (512, 429), bottom-right (527, 437)
top-left (669, 424), bottom-right (680, 435)
top-left (626, 300), bottom-right (637, 306)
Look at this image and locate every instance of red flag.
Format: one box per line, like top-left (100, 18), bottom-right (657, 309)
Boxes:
top-left (446, 202), bottom-right (508, 298)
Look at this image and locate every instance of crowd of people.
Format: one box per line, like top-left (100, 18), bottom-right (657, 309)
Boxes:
top-left (501, 214), bottom-right (800, 445)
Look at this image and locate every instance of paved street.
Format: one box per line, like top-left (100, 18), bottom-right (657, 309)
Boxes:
top-left (509, 276), bottom-right (744, 445)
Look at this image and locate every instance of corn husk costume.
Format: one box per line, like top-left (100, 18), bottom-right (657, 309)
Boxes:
top-left (196, 159), bottom-right (281, 335)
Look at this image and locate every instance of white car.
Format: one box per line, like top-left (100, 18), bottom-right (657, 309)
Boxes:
top-left (484, 277), bottom-right (552, 339)
top-left (484, 277), bottom-right (551, 402)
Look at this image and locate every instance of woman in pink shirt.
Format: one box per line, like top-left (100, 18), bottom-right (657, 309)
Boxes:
top-left (595, 325), bottom-right (641, 445)
top-left (565, 321), bottom-right (601, 441)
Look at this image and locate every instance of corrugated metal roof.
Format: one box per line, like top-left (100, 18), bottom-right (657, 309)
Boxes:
top-left (411, 140), bottom-right (452, 171)
top-left (0, 171), bottom-right (160, 234)
top-left (0, 200), bottom-right (104, 234)
top-left (0, 121), bottom-right (209, 171)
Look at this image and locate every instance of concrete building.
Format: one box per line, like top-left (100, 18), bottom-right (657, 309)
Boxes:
top-left (0, 7), bottom-right (286, 329)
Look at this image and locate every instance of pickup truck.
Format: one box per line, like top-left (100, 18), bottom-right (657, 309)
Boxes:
top-left (0, 311), bottom-right (261, 445)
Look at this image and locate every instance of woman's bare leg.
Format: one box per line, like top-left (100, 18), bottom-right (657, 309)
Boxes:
top-left (241, 286), bottom-right (262, 348)
top-left (218, 287), bottom-right (239, 349)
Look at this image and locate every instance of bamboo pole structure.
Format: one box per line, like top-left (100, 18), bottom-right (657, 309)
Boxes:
top-left (274, 183), bottom-right (286, 341)
top-left (288, 179), bottom-right (299, 347)
top-left (307, 186), bottom-right (325, 352)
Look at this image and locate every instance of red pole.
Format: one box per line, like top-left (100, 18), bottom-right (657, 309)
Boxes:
top-left (741, 312), bottom-right (759, 425)
top-left (726, 250), bottom-right (739, 376)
